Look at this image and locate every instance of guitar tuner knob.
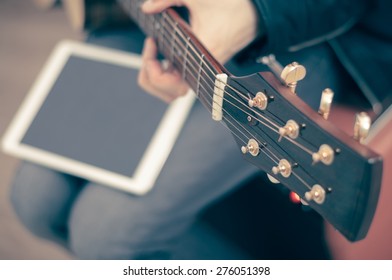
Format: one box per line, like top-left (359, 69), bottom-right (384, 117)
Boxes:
top-left (280, 62), bottom-right (306, 94)
top-left (248, 92), bottom-right (268, 110)
top-left (312, 144), bottom-right (334, 165)
top-left (318, 88), bottom-right (334, 120)
top-left (353, 112), bottom-right (371, 144)
top-left (241, 139), bottom-right (260, 157)
top-left (305, 184), bottom-right (326, 204)
top-left (258, 55), bottom-right (306, 94)
top-left (272, 159), bottom-right (292, 178)
top-left (278, 120), bottom-right (300, 142)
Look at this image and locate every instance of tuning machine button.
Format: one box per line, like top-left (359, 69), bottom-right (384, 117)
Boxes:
top-left (280, 62), bottom-right (307, 94)
top-left (312, 144), bottom-right (334, 165)
top-left (249, 91), bottom-right (268, 110)
top-left (278, 120), bottom-right (300, 142)
top-left (272, 159), bottom-right (292, 178)
top-left (241, 139), bottom-right (260, 157)
top-left (318, 88), bottom-right (334, 120)
top-left (305, 184), bottom-right (326, 204)
top-left (258, 54), bottom-right (306, 94)
top-left (353, 112), bottom-right (371, 144)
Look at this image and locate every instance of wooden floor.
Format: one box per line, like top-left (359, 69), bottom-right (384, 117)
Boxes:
top-left (0, 0), bottom-right (81, 259)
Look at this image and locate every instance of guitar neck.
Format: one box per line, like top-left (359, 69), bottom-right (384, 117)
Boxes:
top-left (119, 0), bottom-right (227, 112)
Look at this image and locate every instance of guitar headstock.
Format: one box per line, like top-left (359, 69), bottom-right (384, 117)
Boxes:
top-left (223, 63), bottom-right (382, 242)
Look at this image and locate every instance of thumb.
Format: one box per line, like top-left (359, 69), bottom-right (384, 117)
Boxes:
top-left (141, 0), bottom-right (186, 14)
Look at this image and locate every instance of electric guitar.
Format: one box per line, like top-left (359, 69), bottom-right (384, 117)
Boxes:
top-left (116, 0), bottom-right (383, 242)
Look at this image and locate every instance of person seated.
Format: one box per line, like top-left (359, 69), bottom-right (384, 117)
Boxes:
top-left (11, 0), bottom-right (392, 259)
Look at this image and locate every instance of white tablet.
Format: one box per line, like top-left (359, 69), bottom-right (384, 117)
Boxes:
top-left (1, 40), bottom-right (195, 195)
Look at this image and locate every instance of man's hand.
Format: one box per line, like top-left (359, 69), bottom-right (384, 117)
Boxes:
top-left (139, 0), bottom-right (258, 102)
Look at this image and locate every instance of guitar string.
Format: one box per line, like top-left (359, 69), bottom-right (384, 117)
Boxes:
top-left (151, 34), bottom-right (283, 164)
top-left (138, 6), bottom-right (316, 190)
top-left (146, 20), bottom-right (285, 163)
top-left (159, 12), bottom-right (290, 123)
top-left (165, 52), bottom-right (284, 163)
top-left (125, 1), bottom-right (314, 190)
top-left (129, 3), bottom-right (287, 169)
top-left (141, 12), bottom-right (275, 125)
top-left (223, 111), bottom-right (285, 166)
top-left (208, 112), bottom-right (313, 193)
top-left (159, 14), bottom-right (265, 104)
top-left (148, 17), bottom-right (313, 190)
top-left (147, 14), bottom-right (315, 157)
top-left (159, 11), bottom-right (316, 191)
top-left (124, 1), bottom-right (315, 158)
top-left (142, 9), bottom-right (281, 123)
top-left (154, 12), bottom-right (315, 156)
top-left (203, 81), bottom-right (313, 190)
top-left (120, 3), bottom-right (282, 163)
top-left (176, 59), bottom-right (313, 190)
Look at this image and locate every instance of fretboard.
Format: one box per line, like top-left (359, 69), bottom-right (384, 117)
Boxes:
top-left (118, 0), bottom-right (227, 111)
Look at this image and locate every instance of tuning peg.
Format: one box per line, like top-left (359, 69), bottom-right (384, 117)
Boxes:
top-left (312, 144), bottom-right (334, 165)
top-left (318, 88), bottom-right (334, 120)
top-left (278, 120), bottom-right (300, 142)
top-left (258, 55), bottom-right (306, 94)
top-left (280, 62), bottom-right (307, 94)
top-left (272, 159), bottom-right (292, 178)
top-left (353, 112), bottom-right (371, 144)
top-left (248, 91), bottom-right (268, 110)
top-left (305, 184), bottom-right (326, 204)
top-left (241, 139), bottom-right (260, 157)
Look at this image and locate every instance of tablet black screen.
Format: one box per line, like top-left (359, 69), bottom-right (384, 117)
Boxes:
top-left (21, 55), bottom-right (167, 177)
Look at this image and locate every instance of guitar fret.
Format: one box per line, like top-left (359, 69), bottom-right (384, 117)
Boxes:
top-left (182, 37), bottom-right (190, 80)
top-left (152, 14), bottom-right (161, 50)
top-left (119, 0), bottom-right (222, 111)
top-left (196, 54), bottom-right (205, 97)
top-left (160, 13), bottom-right (169, 58)
top-left (162, 31), bottom-right (212, 109)
top-left (169, 21), bottom-right (177, 63)
top-left (151, 14), bottom-right (157, 37)
top-left (199, 62), bottom-right (214, 109)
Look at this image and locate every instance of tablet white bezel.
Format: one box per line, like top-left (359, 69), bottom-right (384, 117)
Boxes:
top-left (1, 40), bottom-right (195, 195)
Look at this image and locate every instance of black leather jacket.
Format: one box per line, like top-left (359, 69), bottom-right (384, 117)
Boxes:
top-left (252, 0), bottom-right (392, 116)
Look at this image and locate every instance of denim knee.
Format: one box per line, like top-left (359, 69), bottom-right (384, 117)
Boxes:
top-left (67, 183), bottom-right (191, 259)
top-left (10, 162), bottom-right (82, 243)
